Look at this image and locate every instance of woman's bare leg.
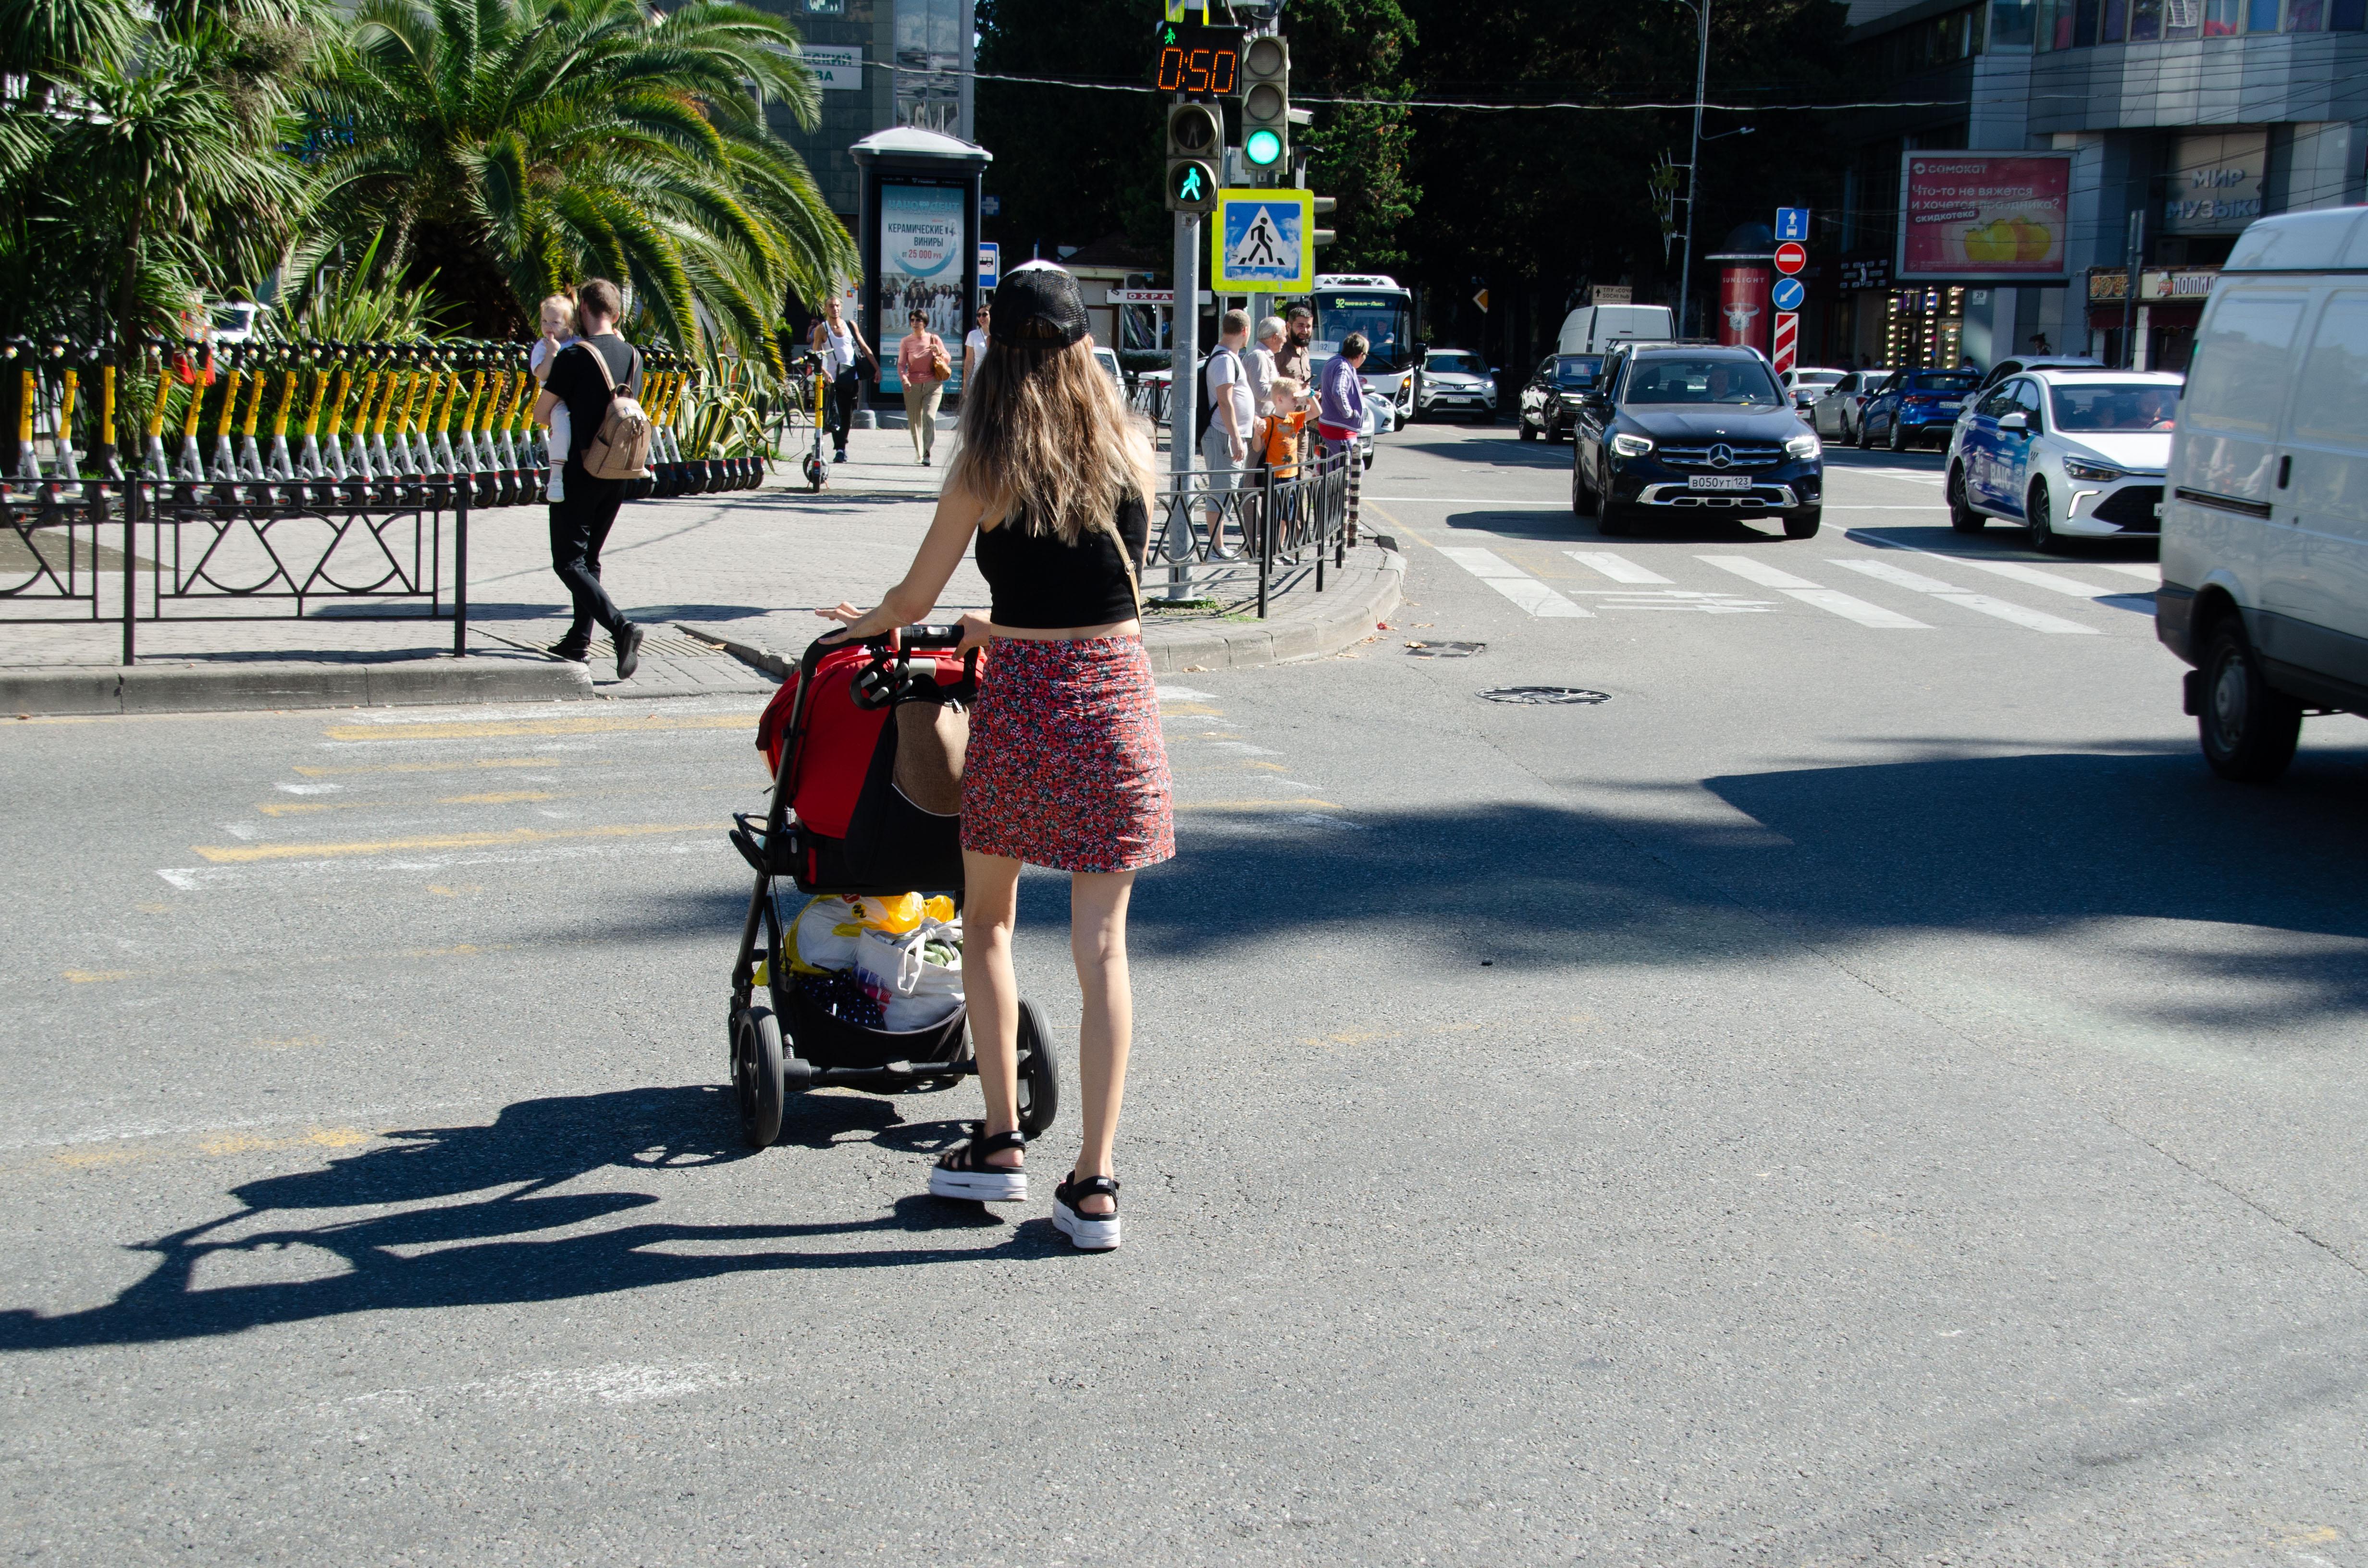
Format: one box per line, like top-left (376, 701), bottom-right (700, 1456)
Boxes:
top-left (1068, 869), bottom-right (1137, 1214)
top-left (962, 849), bottom-right (1024, 1169)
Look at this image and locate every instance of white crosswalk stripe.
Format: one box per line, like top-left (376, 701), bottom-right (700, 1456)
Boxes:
top-left (1565, 551), bottom-right (1673, 584)
top-left (2090, 562), bottom-right (2162, 582)
top-left (1695, 555), bottom-right (1930, 628)
top-left (1829, 558), bottom-right (2100, 634)
top-left (1944, 557), bottom-right (2133, 600)
top-left (1437, 547), bottom-right (1592, 617)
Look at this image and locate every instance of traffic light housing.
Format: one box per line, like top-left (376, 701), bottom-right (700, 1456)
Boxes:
top-left (1240, 35), bottom-right (1288, 173)
top-left (1165, 101), bottom-right (1221, 213)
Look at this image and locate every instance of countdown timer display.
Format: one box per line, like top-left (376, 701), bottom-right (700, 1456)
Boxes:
top-left (1155, 20), bottom-right (1241, 98)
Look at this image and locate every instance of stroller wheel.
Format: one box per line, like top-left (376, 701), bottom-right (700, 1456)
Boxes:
top-left (1015, 999), bottom-right (1059, 1140)
top-left (732, 1004), bottom-right (786, 1149)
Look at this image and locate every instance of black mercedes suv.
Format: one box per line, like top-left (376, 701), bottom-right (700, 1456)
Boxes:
top-left (1570, 344), bottom-right (1824, 539)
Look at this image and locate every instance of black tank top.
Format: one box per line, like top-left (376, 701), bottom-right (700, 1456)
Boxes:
top-left (974, 493), bottom-right (1149, 629)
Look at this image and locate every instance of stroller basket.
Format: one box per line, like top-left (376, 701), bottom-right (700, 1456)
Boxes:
top-left (725, 625), bottom-right (1061, 1150)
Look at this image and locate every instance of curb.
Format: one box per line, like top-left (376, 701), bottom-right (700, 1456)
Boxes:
top-left (1142, 542), bottom-right (1405, 675)
top-left (0, 658), bottom-right (594, 718)
top-left (676, 624), bottom-right (790, 680)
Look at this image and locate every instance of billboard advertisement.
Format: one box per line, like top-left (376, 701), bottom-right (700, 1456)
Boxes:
top-left (876, 182), bottom-right (967, 392)
top-left (1718, 265), bottom-right (1770, 352)
top-left (1895, 152), bottom-right (2073, 283)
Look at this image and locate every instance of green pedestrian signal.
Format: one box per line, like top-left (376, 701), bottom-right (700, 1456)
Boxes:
top-left (1167, 159), bottom-right (1217, 213)
top-left (1164, 101), bottom-right (1222, 213)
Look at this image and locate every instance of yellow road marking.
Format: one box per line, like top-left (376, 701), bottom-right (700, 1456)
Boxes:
top-left (426, 883), bottom-right (482, 897)
top-left (1173, 797), bottom-right (1343, 812)
top-left (438, 790), bottom-right (554, 805)
top-left (258, 801), bottom-right (351, 816)
top-left (191, 823), bottom-right (707, 863)
top-left (63, 969), bottom-right (132, 983)
top-left (1159, 702), bottom-right (1226, 717)
top-left (1363, 502), bottom-right (1427, 547)
top-left (294, 757), bottom-right (572, 777)
top-left (199, 1126), bottom-right (372, 1157)
top-left (321, 715), bottom-right (744, 742)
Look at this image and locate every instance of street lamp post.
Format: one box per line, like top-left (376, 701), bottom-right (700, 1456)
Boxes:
top-left (1674, 0), bottom-right (1708, 341)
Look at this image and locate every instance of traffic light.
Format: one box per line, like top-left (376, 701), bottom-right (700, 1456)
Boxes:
top-left (1240, 35), bottom-right (1288, 173)
top-left (1312, 193), bottom-right (1337, 249)
top-left (1165, 101), bottom-right (1221, 213)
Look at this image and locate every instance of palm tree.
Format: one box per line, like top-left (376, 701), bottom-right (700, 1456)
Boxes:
top-left (307, 0), bottom-right (856, 364)
top-left (0, 0), bottom-right (317, 442)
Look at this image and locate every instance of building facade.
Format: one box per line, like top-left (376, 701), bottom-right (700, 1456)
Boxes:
top-left (1829, 0), bottom-right (2368, 373)
top-left (759, 0), bottom-right (975, 224)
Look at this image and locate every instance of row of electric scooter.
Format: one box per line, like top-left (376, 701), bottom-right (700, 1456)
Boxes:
top-left (0, 336), bottom-right (775, 508)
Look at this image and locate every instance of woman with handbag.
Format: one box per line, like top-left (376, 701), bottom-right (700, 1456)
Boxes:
top-left (896, 309), bottom-right (952, 466)
top-left (818, 263), bottom-right (1171, 1252)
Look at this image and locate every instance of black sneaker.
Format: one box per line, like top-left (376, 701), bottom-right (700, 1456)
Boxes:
top-left (548, 641), bottom-right (589, 663)
top-left (833, 449), bottom-right (848, 464)
top-left (614, 622), bottom-right (644, 680)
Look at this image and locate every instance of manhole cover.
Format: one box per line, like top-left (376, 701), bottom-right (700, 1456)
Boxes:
top-left (1479, 686), bottom-right (1611, 706)
top-left (1405, 640), bottom-right (1485, 658)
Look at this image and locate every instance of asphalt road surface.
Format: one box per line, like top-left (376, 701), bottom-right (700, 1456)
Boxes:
top-left (5, 421), bottom-right (2366, 1566)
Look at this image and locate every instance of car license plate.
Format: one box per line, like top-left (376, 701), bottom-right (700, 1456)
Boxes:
top-left (1937, 401), bottom-right (1962, 412)
top-left (1688, 475), bottom-right (1752, 492)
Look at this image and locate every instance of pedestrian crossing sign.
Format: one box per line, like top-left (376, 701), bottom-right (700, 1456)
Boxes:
top-left (1211, 189), bottom-right (1314, 291)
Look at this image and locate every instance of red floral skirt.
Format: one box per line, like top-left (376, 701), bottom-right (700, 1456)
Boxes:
top-left (962, 635), bottom-right (1174, 873)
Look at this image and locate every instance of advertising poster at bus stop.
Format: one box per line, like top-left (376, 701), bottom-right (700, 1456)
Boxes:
top-left (1895, 152), bottom-right (2072, 283)
top-left (876, 182), bottom-right (967, 392)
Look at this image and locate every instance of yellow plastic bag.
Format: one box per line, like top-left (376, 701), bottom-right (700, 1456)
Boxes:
top-left (853, 892), bottom-right (925, 934)
top-left (923, 894), bottom-right (956, 923)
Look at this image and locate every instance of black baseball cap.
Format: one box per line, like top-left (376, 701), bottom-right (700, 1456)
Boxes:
top-left (989, 262), bottom-right (1088, 349)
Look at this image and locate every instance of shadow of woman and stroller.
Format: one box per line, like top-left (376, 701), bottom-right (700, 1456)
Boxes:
top-left (0, 1086), bottom-right (1069, 1353)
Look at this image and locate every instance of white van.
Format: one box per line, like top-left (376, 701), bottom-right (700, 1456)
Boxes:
top-left (1557, 304), bottom-right (1675, 356)
top-left (2158, 206), bottom-right (2368, 781)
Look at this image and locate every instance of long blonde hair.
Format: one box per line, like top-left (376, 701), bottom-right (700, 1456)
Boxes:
top-left (949, 329), bottom-right (1158, 544)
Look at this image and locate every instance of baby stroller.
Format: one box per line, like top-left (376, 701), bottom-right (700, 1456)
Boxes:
top-left (726, 625), bottom-right (1059, 1150)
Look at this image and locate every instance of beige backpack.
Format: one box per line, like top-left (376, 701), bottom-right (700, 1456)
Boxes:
top-left (577, 341), bottom-right (652, 480)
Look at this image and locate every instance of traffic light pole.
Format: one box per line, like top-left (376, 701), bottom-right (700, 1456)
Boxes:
top-left (1168, 209), bottom-right (1199, 604)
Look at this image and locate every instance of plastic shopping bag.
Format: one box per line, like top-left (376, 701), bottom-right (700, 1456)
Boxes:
top-left (788, 894), bottom-right (867, 974)
top-left (855, 918), bottom-right (964, 1032)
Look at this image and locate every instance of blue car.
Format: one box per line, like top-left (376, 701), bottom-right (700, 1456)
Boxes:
top-left (1858, 368), bottom-right (1982, 453)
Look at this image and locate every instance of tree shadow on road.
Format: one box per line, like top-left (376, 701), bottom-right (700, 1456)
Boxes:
top-left (0, 1086), bottom-right (1058, 1352)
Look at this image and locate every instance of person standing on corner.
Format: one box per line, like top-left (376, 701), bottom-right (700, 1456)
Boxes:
top-left (811, 295), bottom-right (874, 464)
top-left (1273, 304), bottom-right (1315, 388)
top-left (1317, 331), bottom-right (1370, 540)
top-left (897, 308), bottom-right (950, 466)
top-left (962, 299), bottom-right (990, 390)
top-left (532, 278), bottom-right (645, 680)
top-left (1201, 309), bottom-right (1253, 535)
top-left (815, 263), bottom-right (1172, 1252)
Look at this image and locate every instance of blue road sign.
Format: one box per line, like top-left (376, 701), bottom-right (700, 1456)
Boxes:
top-left (1771, 275), bottom-right (1805, 312)
top-left (1775, 207), bottom-right (1810, 243)
top-left (978, 242), bottom-right (999, 287)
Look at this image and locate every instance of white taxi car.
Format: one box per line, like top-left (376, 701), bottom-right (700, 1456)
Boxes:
top-left (1944, 368), bottom-right (2183, 551)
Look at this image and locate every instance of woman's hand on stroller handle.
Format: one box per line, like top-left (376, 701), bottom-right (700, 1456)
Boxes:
top-left (814, 602), bottom-right (891, 649)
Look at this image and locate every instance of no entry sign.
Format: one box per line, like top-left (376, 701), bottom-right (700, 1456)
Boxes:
top-left (1774, 241), bottom-right (1807, 276)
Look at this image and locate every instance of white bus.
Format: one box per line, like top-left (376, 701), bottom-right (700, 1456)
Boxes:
top-left (1310, 274), bottom-right (1418, 426)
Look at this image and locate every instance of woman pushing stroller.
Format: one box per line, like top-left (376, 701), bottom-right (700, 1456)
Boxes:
top-left (818, 263), bottom-right (1172, 1252)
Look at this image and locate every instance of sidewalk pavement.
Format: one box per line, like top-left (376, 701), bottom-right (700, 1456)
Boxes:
top-left (0, 427), bottom-right (1400, 715)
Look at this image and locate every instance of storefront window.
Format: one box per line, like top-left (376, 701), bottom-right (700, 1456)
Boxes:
top-left (2134, 0), bottom-right (2167, 33)
top-left (2165, 0), bottom-right (2202, 34)
top-left (1991, 0), bottom-right (2038, 43)
top-left (2334, 0), bottom-right (2367, 26)
top-left (2246, 0), bottom-right (2280, 26)
top-left (2288, 0), bottom-right (2323, 25)
top-left (2202, 0), bottom-right (2239, 31)
top-left (2103, 0), bottom-right (2129, 37)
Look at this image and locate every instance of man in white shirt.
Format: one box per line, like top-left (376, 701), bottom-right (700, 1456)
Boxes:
top-left (961, 302), bottom-right (990, 393)
top-left (1201, 310), bottom-right (1254, 530)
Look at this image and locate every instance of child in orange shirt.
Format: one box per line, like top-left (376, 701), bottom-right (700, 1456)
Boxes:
top-left (1264, 376), bottom-right (1307, 479)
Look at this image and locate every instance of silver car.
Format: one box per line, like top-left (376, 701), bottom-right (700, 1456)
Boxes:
top-left (1809, 370), bottom-right (1871, 442)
